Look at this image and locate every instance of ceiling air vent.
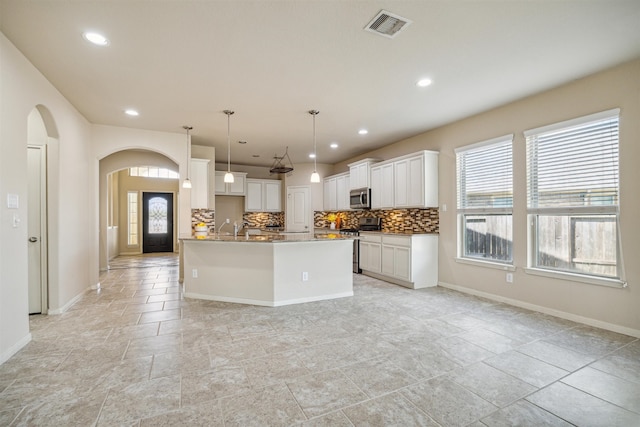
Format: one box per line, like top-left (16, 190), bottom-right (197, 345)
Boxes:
top-left (364, 10), bottom-right (412, 39)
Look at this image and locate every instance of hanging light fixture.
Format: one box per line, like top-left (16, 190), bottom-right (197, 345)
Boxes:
top-left (309, 110), bottom-right (320, 183)
top-left (223, 110), bottom-right (235, 183)
top-left (182, 125), bottom-right (193, 188)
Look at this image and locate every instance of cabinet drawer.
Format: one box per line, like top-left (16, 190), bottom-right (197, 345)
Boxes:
top-left (359, 233), bottom-right (382, 243)
top-left (382, 235), bottom-right (411, 247)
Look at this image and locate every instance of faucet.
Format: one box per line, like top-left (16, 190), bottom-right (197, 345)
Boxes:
top-left (233, 221), bottom-right (239, 238)
top-left (217, 218), bottom-right (230, 236)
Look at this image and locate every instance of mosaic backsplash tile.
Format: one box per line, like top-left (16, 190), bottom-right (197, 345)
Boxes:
top-left (191, 209), bottom-right (215, 232)
top-left (243, 212), bottom-right (285, 228)
top-left (314, 208), bottom-right (439, 233)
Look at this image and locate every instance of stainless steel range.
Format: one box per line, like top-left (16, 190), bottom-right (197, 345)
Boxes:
top-left (340, 217), bottom-right (381, 273)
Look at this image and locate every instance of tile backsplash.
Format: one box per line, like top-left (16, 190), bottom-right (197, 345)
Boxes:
top-left (243, 212), bottom-right (285, 228)
top-left (191, 209), bottom-right (215, 232)
top-left (314, 208), bottom-right (439, 233)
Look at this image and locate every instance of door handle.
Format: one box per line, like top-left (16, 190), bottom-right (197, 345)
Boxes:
top-left (29, 237), bottom-right (38, 242)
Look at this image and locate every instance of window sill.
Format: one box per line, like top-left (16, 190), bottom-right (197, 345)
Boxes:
top-left (455, 257), bottom-right (516, 271)
top-left (524, 268), bottom-right (627, 289)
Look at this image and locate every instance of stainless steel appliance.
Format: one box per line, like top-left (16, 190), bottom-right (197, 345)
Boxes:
top-left (340, 217), bottom-right (381, 273)
top-left (349, 187), bottom-right (372, 210)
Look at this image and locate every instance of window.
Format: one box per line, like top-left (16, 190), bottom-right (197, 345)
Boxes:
top-left (129, 166), bottom-right (178, 179)
top-left (127, 191), bottom-right (138, 245)
top-left (456, 134), bottom-right (513, 265)
top-left (525, 109), bottom-right (622, 284)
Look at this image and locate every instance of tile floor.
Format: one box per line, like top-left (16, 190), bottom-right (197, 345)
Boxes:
top-left (1, 253), bottom-right (639, 426)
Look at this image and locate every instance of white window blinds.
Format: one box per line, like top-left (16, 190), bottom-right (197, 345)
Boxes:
top-left (525, 109), bottom-right (619, 212)
top-left (456, 135), bottom-right (514, 212)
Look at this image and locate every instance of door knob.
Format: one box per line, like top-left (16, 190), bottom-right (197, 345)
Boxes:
top-left (29, 237), bottom-right (38, 242)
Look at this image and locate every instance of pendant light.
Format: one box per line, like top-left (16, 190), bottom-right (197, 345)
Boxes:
top-left (309, 109), bottom-right (320, 183)
top-left (182, 125), bottom-right (193, 188)
top-left (223, 110), bottom-right (235, 183)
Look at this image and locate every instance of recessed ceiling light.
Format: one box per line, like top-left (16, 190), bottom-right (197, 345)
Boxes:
top-left (238, 140), bottom-right (247, 144)
top-left (309, 153), bottom-right (316, 159)
top-left (83, 32), bottom-right (109, 46)
top-left (124, 109), bottom-right (139, 116)
top-left (252, 154), bottom-right (260, 158)
top-left (416, 78), bottom-right (432, 87)
top-left (358, 129), bottom-right (368, 135)
top-left (330, 143), bottom-right (339, 149)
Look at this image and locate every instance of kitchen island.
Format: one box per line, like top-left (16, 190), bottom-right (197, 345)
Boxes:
top-left (180, 233), bottom-right (354, 306)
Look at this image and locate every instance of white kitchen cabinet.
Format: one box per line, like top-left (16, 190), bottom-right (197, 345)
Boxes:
top-left (361, 232), bottom-right (438, 289)
top-left (190, 158), bottom-right (210, 209)
top-left (370, 162), bottom-right (394, 209)
top-left (215, 171), bottom-right (247, 195)
top-left (369, 151), bottom-right (438, 209)
top-left (323, 172), bottom-right (349, 211)
top-left (359, 233), bottom-right (382, 273)
top-left (245, 178), bottom-right (282, 212)
top-left (348, 158), bottom-right (379, 190)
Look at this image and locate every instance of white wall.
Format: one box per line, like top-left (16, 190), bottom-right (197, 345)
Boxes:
top-left (0, 32), bottom-right (95, 361)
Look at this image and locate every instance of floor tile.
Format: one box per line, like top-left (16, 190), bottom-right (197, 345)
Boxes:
top-left (11, 391), bottom-right (106, 426)
top-left (139, 400), bottom-right (224, 426)
top-left (435, 335), bottom-right (497, 366)
top-left (561, 366), bottom-right (640, 414)
top-left (590, 339), bottom-right (640, 384)
top-left (480, 400), bottom-right (572, 426)
top-left (97, 375), bottom-right (180, 425)
top-left (543, 324), bottom-right (635, 357)
top-left (447, 362), bottom-right (537, 408)
top-left (516, 340), bottom-right (596, 372)
top-left (296, 410), bottom-right (352, 426)
top-left (527, 382), bottom-right (640, 426)
top-left (124, 333), bottom-right (182, 358)
top-left (286, 369), bottom-right (368, 418)
top-left (181, 366), bottom-right (252, 406)
top-left (138, 308), bottom-right (181, 324)
top-left (149, 350), bottom-right (211, 379)
top-left (457, 328), bottom-right (525, 354)
top-left (342, 392), bottom-right (439, 426)
top-left (220, 384), bottom-right (306, 426)
top-left (242, 350), bottom-right (310, 388)
top-left (340, 357), bottom-right (419, 397)
top-left (401, 376), bottom-right (497, 427)
top-left (484, 350), bottom-right (568, 387)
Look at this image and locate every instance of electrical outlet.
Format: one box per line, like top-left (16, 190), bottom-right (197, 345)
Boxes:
top-left (192, 269), bottom-right (198, 278)
top-left (302, 272), bottom-right (309, 281)
top-left (506, 273), bottom-right (513, 283)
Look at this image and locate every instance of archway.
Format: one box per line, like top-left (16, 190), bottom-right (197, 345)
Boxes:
top-left (27, 105), bottom-right (59, 315)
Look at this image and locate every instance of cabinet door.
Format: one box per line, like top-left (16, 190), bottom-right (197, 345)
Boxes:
top-left (228, 173), bottom-right (246, 195)
top-left (381, 245), bottom-right (395, 276)
top-left (360, 242), bottom-right (381, 273)
top-left (407, 155), bottom-right (425, 207)
top-left (323, 177), bottom-right (337, 211)
top-left (369, 242), bottom-right (382, 273)
top-left (214, 171), bottom-right (227, 194)
top-left (380, 163), bottom-right (394, 208)
top-left (245, 180), bottom-right (263, 211)
top-left (264, 181), bottom-right (281, 212)
top-left (370, 166), bottom-right (382, 209)
top-left (394, 159), bottom-right (409, 207)
top-left (335, 175), bottom-right (349, 211)
top-left (393, 246), bottom-right (411, 281)
top-left (190, 159), bottom-right (209, 209)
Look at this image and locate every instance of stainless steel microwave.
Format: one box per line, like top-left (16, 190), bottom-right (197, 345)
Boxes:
top-left (350, 187), bottom-right (371, 209)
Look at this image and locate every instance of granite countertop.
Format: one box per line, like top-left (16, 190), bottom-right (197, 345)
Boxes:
top-left (180, 232), bottom-right (353, 243)
top-left (358, 230), bottom-right (439, 235)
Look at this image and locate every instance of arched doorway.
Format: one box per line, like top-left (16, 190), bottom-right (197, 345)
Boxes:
top-left (27, 106), bottom-right (58, 315)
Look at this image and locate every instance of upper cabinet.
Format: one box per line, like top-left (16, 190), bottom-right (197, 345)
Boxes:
top-left (323, 172), bottom-right (350, 211)
top-left (215, 171), bottom-right (247, 196)
top-left (190, 158), bottom-right (210, 209)
top-left (370, 150), bottom-right (438, 209)
top-left (348, 158), bottom-right (379, 190)
top-left (246, 179), bottom-right (282, 212)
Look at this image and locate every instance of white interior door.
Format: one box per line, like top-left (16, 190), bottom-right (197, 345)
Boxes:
top-left (286, 186), bottom-right (310, 232)
top-left (28, 145), bottom-right (48, 314)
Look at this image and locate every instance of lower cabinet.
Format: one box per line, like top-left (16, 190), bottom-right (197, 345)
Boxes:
top-left (360, 232), bottom-right (438, 289)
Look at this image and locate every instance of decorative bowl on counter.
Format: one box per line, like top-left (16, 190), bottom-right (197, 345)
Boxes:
top-left (194, 222), bottom-right (208, 232)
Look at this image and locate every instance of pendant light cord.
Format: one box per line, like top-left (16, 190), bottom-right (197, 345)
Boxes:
top-left (224, 110), bottom-right (234, 173)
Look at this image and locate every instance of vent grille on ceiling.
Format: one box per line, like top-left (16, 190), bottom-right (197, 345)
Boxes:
top-left (364, 10), bottom-right (412, 39)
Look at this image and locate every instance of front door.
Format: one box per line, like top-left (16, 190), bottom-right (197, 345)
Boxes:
top-left (142, 192), bottom-right (174, 253)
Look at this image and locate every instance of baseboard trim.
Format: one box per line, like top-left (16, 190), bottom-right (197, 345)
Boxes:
top-left (48, 288), bottom-right (88, 315)
top-left (438, 281), bottom-right (640, 338)
top-left (0, 333), bottom-right (32, 365)
top-left (184, 291), bottom-right (353, 307)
